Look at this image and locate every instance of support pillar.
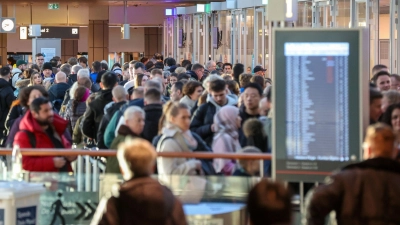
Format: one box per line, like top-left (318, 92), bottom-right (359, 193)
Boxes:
top-left (0, 4), bottom-right (8, 65)
top-left (88, 20), bottom-right (109, 63)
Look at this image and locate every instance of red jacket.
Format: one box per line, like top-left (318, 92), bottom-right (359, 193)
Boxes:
top-left (14, 111), bottom-right (72, 172)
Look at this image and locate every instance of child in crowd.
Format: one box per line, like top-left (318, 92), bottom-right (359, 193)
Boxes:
top-left (233, 146), bottom-right (262, 177)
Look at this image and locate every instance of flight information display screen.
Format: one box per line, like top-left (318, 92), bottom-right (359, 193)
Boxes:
top-left (273, 29), bottom-right (366, 182)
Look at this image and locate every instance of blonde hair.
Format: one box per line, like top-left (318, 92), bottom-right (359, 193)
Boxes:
top-left (158, 101), bottom-right (189, 134)
top-left (117, 138), bottom-right (157, 180)
top-left (364, 123), bottom-right (396, 158)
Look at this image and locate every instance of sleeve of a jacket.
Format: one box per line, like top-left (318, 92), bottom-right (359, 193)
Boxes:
top-left (157, 139), bottom-right (199, 175)
top-left (94, 196), bottom-right (119, 225)
top-left (81, 105), bottom-right (96, 139)
top-left (306, 176), bottom-right (343, 225)
top-left (5, 92), bottom-right (15, 109)
top-left (5, 106), bottom-right (18, 130)
top-left (48, 87), bottom-right (56, 102)
top-left (104, 113), bottom-right (119, 149)
top-left (190, 106), bottom-right (212, 139)
top-left (14, 132), bottom-right (56, 171)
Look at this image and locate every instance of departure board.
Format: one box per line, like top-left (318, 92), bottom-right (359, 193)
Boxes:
top-left (272, 29), bottom-right (368, 182)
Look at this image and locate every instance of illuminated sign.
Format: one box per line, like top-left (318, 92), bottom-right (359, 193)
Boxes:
top-left (28, 27), bottom-right (79, 39)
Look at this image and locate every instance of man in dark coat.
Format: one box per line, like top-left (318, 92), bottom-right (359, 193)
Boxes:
top-left (142, 89), bottom-right (163, 143)
top-left (92, 139), bottom-right (187, 225)
top-left (48, 72), bottom-right (71, 113)
top-left (306, 123), bottom-right (400, 225)
top-left (0, 67), bottom-right (15, 141)
top-left (186, 63), bottom-right (205, 82)
top-left (190, 79), bottom-right (237, 146)
top-left (97, 86), bottom-right (128, 149)
top-left (82, 71), bottom-right (118, 141)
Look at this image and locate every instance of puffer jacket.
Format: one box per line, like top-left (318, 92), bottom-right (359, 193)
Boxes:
top-left (94, 177), bottom-right (187, 225)
top-left (306, 157), bottom-right (400, 225)
top-left (13, 111), bottom-right (72, 172)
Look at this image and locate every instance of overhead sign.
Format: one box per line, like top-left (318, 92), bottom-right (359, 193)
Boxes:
top-left (20, 27), bottom-right (28, 39)
top-left (48, 3), bottom-right (60, 10)
top-left (0, 17), bottom-right (16, 33)
top-left (28, 27), bottom-right (79, 39)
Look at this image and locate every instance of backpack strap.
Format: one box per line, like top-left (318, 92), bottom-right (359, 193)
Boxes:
top-left (21, 130), bottom-right (36, 148)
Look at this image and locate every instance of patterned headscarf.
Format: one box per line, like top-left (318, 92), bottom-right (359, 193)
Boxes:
top-left (213, 105), bottom-right (240, 140)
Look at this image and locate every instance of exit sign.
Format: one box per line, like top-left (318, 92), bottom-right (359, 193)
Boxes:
top-left (48, 3), bottom-right (59, 10)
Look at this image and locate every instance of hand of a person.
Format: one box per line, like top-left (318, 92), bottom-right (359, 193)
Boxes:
top-left (53, 157), bottom-right (66, 168)
top-left (65, 156), bottom-right (77, 162)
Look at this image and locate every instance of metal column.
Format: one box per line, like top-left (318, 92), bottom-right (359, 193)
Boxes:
top-left (231, 11), bottom-right (236, 64)
top-left (204, 14), bottom-right (209, 64)
top-left (312, 2), bottom-right (320, 28)
top-left (396, 0), bottom-right (400, 73)
top-left (174, 17), bottom-right (179, 60)
top-left (350, 0), bottom-right (356, 28)
top-left (390, 0), bottom-right (396, 73)
top-left (242, 9), bottom-right (247, 69)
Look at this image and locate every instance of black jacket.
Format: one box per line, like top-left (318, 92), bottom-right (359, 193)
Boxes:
top-left (82, 89), bottom-right (113, 139)
top-left (239, 106), bottom-right (260, 147)
top-left (306, 158), bottom-right (400, 225)
top-left (97, 101), bottom-right (127, 149)
top-left (142, 104), bottom-right (163, 143)
top-left (0, 78), bottom-right (15, 133)
top-left (190, 102), bottom-right (217, 146)
top-left (67, 74), bottom-right (77, 86)
top-left (5, 104), bottom-right (24, 131)
top-left (96, 177), bottom-right (187, 225)
top-left (48, 82), bottom-right (71, 102)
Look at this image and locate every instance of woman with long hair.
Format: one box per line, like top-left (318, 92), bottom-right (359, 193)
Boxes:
top-left (180, 81), bottom-right (203, 110)
top-left (64, 87), bottom-right (90, 134)
top-left (212, 105), bottom-right (242, 175)
top-left (157, 101), bottom-right (202, 175)
top-left (29, 71), bottom-right (42, 86)
top-left (135, 74), bottom-right (149, 87)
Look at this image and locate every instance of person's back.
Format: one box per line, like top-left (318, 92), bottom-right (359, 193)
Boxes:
top-left (93, 139), bottom-right (187, 225)
top-left (0, 67), bottom-right (15, 141)
top-left (306, 123), bottom-right (400, 225)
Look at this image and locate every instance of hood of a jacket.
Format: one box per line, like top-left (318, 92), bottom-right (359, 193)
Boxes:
top-left (104, 101), bottom-right (127, 115)
top-left (15, 79), bottom-right (30, 89)
top-left (207, 93), bottom-right (238, 110)
top-left (187, 70), bottom-right (199, 81)
top-left (20, 110), bottom-right (68, 136)
top-left (0, 78), bottom-right (11, 89)
top-left (144, 103), bottom-right (163, 113)
top-left (168, 65), bottom-right (178, 73)
top-left (117, 124), bottom-right (140, 137)
top-left (11, 68), bottom-right (22, 75)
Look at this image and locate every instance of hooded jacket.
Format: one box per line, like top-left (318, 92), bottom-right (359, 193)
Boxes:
top-left (0, 78), bottom-right (15, 134)
top-left (306, 158), bottom-right (400, 225)
top-left (95, 177), bottom-right (187, 225)
top-left (13, 111), bottom-right (72, 172)
top-left (11, 68), bottom-right (23, 87)
top-left (190, 94), bottom-right (238, 146)
top-left (82, 89), bottom-right (113, 139)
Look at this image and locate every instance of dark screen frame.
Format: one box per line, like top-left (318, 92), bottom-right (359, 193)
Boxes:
top-left (272, 28), bottom-right (365, 182)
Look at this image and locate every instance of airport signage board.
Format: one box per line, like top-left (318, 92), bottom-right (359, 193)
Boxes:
top-left (28, 27), bottom-right (79, 39)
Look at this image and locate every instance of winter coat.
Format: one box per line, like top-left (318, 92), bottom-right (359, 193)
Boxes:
top-left (13, 111), bottom-right (72, 172)
top-left (5, 104), bottom-right (23, 131)
top-left (82, 89), bottom-right (113, 140)
top-left (0, 78), bottom-right (15, 135)
top-left (306, 158), bottom-right (400, 225)
top-left (64, 101), bottom-right (87, 134)
top-left (157, 126), bottom-right (201, 175)
top-left (103, 98), bottom-right (145, 148)
top-left (142, 104), bottom-right (163, 143)
top-left (94, 177), bottom-right (187, 225)
top-left (97, 101), bottom-right (127, 149)
top-left (48, 82), bottom-right (71, 103)
top-left (238, 105), bottom-right (260, 147)
top-left (106, 125), bottom-right (140, 173)
top-left (190, 94), bottom-right (238, 146)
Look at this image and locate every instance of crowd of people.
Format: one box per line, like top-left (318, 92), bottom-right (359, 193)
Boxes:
top-left (1, 54), bottom-right (400, 224)
top-left (0, 53), bottom-right (272, 176)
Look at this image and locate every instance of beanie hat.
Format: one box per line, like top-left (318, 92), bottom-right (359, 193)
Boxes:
top-left (16, 59), bottom-right (27, 67)
top-left (113, 67), bottom-right (122, 75)
top-left (42, 62), bottom-right (53, 71)
top-left (81, 88), bottom-right (90, 102)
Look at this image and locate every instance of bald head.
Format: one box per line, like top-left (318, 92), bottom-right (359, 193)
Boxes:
top-left (112, 85), bottom-right (128, 102)
top-left (55, 72), bottom-right (67, 83)
top-left (364, 123), bottom-right (397, 159)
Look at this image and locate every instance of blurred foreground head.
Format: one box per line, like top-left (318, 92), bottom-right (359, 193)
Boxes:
top-left (363, 123), bottom-right (397, 160)
top-left (117, 138), bottom-right (156, 180)
top-left (247, 179), bottom-right (292, 225)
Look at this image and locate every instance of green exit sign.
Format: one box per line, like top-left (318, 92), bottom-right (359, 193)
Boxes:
top-left (48, 3), bottom-right (59, 10)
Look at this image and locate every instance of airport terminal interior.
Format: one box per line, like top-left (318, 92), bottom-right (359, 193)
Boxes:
top-left (0, 0), bottom-right (398, 225)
